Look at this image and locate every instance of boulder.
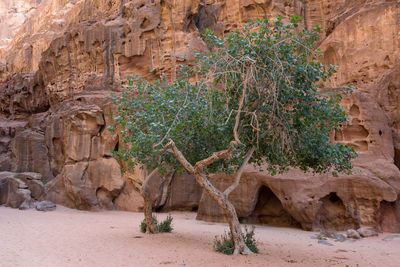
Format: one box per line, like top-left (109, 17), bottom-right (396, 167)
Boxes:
top-left (346, 229), bottom-right (361, 239)
top-left (357, 227), bottom-right (379, 238)
top-left (197, 162), bottom-right (399, 231)
top-left (36, 200), bottom-right (56, 211)
top-left (113, 178), bottom-right (144, 212)
top-left (42, 175), bottom-right (75, 209)
top-left (0, 172), bottom-right (33, 209)
top-left (17, 172), bottom-right (44, 199)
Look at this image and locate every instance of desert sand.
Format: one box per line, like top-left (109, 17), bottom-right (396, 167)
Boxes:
top-left (0, 206), bottom-right (399, 267)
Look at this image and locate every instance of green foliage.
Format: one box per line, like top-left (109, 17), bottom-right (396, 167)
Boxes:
top-left (213, 227), bottom-right (259, 255)
top-left (198, 17), bottom-right (357, 174)
top-left (111, 75), bottom-right (236, 175)
top-left (140, 215), bottom-right (173, 233)
top-left (140, 216), bottom-right (158, 233)
top-left (158, 215), bottom-right (174, 233)
top-left (112, 15), bottom-right (357, 178)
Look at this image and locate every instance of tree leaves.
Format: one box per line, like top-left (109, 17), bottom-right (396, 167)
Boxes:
top-left (112, 16), bottom-right (357, 177)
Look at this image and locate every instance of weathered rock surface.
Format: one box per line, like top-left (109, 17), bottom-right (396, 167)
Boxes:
top-left (197, 89), bottom-right (400, 232)
top-left (149, 172), bottom-right (203, 211)
top-left (357, 227), bottom-right (379, 238)
top-left (0, 171), bottom-right (44, 209)
top-left (197, 161), bottom-right (400, 232)
top-left (36, 200), bottom-right (56, 211)
top-left (0, 173), bottom-right (32, 209)
top-left (347, 229), bottom-right (362, 239)
top-left (0, 0), bottom-right (399, 232)
top-left (17, 172), bottom-right (45, 200)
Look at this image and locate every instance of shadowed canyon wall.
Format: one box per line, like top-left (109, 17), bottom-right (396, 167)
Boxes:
top-left (1, 0), bottom-right (400, 232)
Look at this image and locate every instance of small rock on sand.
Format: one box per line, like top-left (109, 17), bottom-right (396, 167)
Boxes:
top-left (36, 200), bottom-right (56, 211)
top-left (357, 227), bottom-right (378, 238)
top-left (347, 229), bottom-right (361, 239)
top-left (334, 234), bottom-right (346, 242)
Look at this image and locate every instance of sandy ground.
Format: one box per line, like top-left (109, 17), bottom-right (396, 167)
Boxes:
top-left (0, 206), bottom-right (399, 267)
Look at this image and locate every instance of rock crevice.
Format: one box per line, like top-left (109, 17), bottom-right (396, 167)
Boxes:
top-left (0, 0), bottom-right (399, 232)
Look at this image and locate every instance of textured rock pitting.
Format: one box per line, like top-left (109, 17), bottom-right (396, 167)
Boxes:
top-left (0, 0), bottom-right (400, 232)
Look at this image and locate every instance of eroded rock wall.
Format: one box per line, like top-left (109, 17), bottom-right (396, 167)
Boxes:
top-left (1, 0), bottom-right (400, 232)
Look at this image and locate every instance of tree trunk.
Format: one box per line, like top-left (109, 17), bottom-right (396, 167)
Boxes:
top-left (141, 169), bottom-right (159, 234)
top-left (194, 171), bottom-right (252, 255)
top-left (165, 139), bottom-right (252, 254)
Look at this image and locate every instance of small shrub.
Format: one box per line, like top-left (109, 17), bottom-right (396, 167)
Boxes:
top-left (243, 226), bottom-right (259, 253)
top-left (213, 231), bottom-right (234, 255)
top-left (213, 226), bottom-right (259, 255)
top-left (158, 215), bottom-right (173, 233)
top-left (140, 216), bottom-right (158, 233)
top-left (139, 215), bottom-right (173, 233)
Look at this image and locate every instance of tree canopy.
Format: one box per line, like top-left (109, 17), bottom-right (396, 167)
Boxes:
top-left (111, 16), bottom-right (357, 177)
top-left (111, 16), bottom-right (358, 254)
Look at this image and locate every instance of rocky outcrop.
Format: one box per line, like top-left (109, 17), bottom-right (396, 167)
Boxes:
top-left (0, 118), bottom-right (26, 170)
top-left (0, 171), bottom-right (45, 209)
top-left (197, 161), bottom-right (400, 232)
top-left (0, 0), bottom-right (400, 232)
top-left (197, 88), bottom-right (400, 232)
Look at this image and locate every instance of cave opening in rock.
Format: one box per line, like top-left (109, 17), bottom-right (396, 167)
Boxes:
top-left (378, 199), bottom-right (400, 233)
top-left (140, 17), bottom-right (150, 29)
top-left (194, 3), bottom-right (221, 34)
top-left (394, 148), bottom-right (400, 170)
top-left (243, 185), bottom-right (301, 228)
top-left (317, 192), bottom-right (357, 230)
top-left (113, 140), bottom-right (119, 152)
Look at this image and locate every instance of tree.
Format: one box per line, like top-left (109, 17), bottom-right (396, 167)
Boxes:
top-left (111, 16), bottom-right (357, 254)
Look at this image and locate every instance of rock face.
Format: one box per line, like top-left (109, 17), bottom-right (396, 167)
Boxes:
top-left (0, 0), bottom-right (400, 232)
top-left (0, 171), bottom-right (44, 209)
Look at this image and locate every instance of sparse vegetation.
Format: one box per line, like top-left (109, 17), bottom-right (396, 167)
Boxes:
top-left (158, 215), bottom-right (174, 233)
top-left (140, 216), bottom-right (158, 233)
top-left (140, 215), bottom-right (173, 233)
top-left (214, 226), bottom-right (259, 255)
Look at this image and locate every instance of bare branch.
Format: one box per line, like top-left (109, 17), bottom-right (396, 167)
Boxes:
top-left (153, 89), bottom-right (189, 149)
top-left (194, 141), bottom-right (238, 172)
top-left (223, 146), bottom-right (255, 197)
top-left (164, 139), bottom-right (195, 174)
top-left (233, 67), bottom-right (253, 146)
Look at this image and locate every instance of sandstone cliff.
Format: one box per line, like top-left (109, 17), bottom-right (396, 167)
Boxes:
top-left (0, 0), bottom-right (399, 232)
